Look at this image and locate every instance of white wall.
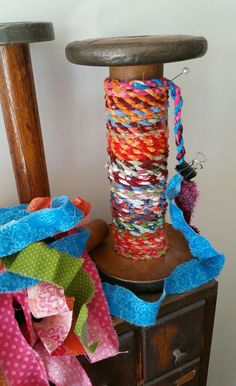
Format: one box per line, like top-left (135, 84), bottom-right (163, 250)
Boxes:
top-left (0, 1), bottom-right (235, 385)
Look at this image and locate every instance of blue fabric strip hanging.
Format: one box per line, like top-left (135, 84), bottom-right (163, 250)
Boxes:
top-left (102, 173), bottom-right (225, 327)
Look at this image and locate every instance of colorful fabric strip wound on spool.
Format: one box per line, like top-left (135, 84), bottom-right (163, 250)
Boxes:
top-left (105, 78), bottom-right (169, 259)
top-left (103, 77), bottom-right (225, 325)
top-left (0, 197), bottom-right (119, 386)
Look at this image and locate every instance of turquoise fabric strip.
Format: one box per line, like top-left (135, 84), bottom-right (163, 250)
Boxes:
top-left (49, 228), bottom-right (90, 258)
top-left (0, 272), bottom-right (39, 293)
top-left (0, 204), bottom-right (29, 225)
top-left (0, 196), bottom-right (83, 258)
top-left (102, 173), bottom-right (225, 327)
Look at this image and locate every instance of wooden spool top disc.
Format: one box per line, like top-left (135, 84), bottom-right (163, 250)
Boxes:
top-left (0, 22), bottom-right (55, 45)
top-left (66, 35), bottom-right (207, 67)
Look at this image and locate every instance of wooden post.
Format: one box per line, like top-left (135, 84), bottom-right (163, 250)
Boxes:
top-left (0, 22), bottom-right (54, 203)
top-left (0, 44), bottom-right (50, 203)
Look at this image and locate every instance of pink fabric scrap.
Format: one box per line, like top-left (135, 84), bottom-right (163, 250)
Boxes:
top-left (35, 342), bottom-right (92, 386)
top-left (34, 311), bottom-right (73, 354)
top-left (82, 251), bottom-right (119, 362)
top-left (14, 290), bottom-right (37, 346)
top-left (0, 293), bottom-right (49, 386)
top-left (28, 282), bottom-right (69, 318)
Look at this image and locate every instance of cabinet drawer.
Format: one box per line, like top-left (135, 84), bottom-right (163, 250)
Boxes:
top-left (144, 358), bottom-right (200, 386)
top-left (143, 301), bottom-right (204, 381)
top-left (79, 331), bottom-right (138, 386)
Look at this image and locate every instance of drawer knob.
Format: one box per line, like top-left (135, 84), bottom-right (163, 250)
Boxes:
top-left (173, 349), bottom-right (187, 364)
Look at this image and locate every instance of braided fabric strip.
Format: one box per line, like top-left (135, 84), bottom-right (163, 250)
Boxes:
top-left (104, 78), bottom-right (172, 259)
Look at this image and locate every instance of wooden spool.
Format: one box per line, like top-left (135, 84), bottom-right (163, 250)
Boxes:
top-left (66, 35), bottom-right (208, 293)
top-left (0, 22), bottom-right (54, 203)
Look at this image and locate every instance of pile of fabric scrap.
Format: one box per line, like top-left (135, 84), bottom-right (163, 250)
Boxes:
top-left (0, 196), bottom-right (119, 386)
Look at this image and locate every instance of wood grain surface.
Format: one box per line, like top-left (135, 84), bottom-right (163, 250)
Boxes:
top-left (0, 44), bottom-right (50, 202)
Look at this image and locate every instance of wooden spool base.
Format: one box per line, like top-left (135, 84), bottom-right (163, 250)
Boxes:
top-left (90, 223), bottom-right (192, 294)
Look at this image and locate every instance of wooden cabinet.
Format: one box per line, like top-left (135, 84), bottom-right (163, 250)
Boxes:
top-left (142, 301), bottom-right (205, 380)
top-left (144, 359), bottom-right (200, 386)
top-left (80, 281), bottom-right (218, 386)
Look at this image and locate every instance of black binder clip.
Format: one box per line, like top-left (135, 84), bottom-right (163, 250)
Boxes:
top-left (175, 152), bottom-right (207, 181)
